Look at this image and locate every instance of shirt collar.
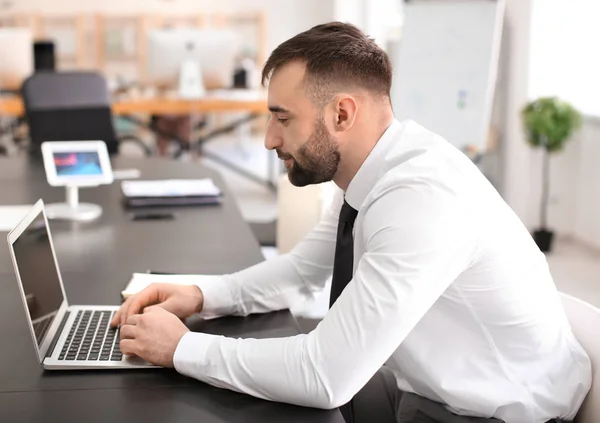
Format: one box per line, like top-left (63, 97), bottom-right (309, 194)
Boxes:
top-left (344, 119), bottom-right (402, 210)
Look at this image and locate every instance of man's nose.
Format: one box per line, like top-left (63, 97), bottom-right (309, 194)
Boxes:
top-left (264, 122), bottom-right (282, 151)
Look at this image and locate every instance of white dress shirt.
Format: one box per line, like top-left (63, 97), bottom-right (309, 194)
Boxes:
top-left (173, 119), bottom-right (591, 422)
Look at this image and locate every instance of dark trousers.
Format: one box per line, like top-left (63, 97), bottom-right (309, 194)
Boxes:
top-left (341, 367), bottom-right (571, 423)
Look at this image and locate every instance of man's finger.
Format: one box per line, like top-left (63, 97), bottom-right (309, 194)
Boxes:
top-left (120, 285), bottom-right (160, 327)
top-left (111, 297), bottom-right (132, 327)
top-left (115, 296), bottom-right (136, 328)
top-left (125, 314), bottom-right (141, 326)
top-left (119, 324), bottom-right (137, 340)
top-left (120, 339), bottom-right (138, 356)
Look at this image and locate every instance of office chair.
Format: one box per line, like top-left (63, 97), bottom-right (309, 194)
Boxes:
top-left (21, 71), bottom-right (151, 156)
top-left (560, 292), bottom-right (600, 422)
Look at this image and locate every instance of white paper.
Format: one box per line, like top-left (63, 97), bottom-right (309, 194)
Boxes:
top-left (121, 273), bottom-right (201, 298)
top-left (0, 205), bottom-right (33, 232)
top-left (121, 179), bottom-right (221, 198)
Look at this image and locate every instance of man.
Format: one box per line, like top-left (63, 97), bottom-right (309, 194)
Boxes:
top-left (111, 22), bottom-right (591, 423)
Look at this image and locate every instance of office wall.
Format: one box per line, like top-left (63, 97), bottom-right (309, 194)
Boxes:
top-left (573, 119), bottom-right (600, 250)
top-left (547, 118), bottom-right (600, 250)
top-left (499, 0), bottom-right (536, 228)
top-left (1, 0), bottom-right (334, 54)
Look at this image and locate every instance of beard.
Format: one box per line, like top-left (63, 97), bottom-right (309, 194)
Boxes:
top-left (280, 119), bottom-right (341, 187)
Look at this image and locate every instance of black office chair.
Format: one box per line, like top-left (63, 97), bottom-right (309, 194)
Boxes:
top-left (21, 71), bottom-right (151, 156)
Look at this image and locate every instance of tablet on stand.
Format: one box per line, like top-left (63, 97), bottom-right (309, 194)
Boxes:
top-left (41, 141), bottom-right (113, 221)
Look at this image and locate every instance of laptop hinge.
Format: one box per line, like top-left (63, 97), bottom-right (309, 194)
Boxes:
top-left (45, 310), bottom-right (70, 359)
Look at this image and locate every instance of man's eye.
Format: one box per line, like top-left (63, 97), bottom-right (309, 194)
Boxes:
top-left (277, 117), bottom-right (288, 124)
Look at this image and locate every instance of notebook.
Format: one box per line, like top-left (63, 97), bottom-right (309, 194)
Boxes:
top-left (121, 179), bottom-right (222, 207)
top-left (121, 272), bottom-right (202, 299)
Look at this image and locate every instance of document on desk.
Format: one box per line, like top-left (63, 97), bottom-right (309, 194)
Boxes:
top-left (122, 272), bottom-right (202, 299)
top-left (0, 205), bottom-right (33, 232)
top-left (121, 179), bottom-right (222, 207)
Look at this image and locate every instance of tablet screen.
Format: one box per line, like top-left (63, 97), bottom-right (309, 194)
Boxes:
top-left (53, 152), bottom-right (103, 176)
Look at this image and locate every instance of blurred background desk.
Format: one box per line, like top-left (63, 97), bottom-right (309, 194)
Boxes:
top-left (0, 93), bottom-right (268, 116)
top-left (0, 156), bottom-right (342, 423)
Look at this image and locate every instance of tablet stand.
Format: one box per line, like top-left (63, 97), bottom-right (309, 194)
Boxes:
top-left (45, 185), bottom-right (103, 221)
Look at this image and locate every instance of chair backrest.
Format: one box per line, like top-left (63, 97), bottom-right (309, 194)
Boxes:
top-left (560, 292), bottom-right (600, 423)
top-left (21, 71), bottom-right (118, 154)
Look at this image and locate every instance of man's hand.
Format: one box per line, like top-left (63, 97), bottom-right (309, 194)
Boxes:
top-left (110, 283), bottom-right (204, 328)
top-left (119, 306), bottom-right (189, 368)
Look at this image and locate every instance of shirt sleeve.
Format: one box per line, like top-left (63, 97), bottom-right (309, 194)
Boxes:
top-left (193, 189), bottom-right (344, 319)
top-left (173, 182), bottom-right (477, 409)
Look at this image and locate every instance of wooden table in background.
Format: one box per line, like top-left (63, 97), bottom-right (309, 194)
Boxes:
top-left (0, 94), bottom-right (268, 116)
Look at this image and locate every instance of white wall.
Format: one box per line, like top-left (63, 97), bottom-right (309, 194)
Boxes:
top-left (499, 0), bottom-right (537, 229)
top-left (1, 0), bottom-right (335, 56)
top-left (518, 117), bottom-right (600, 251)
top-left (548, 118), bottom-right (600, 250)
top-left (573, 119), bottom-right (600, 249)
top-left (520, 0), bottom-right (600, 250)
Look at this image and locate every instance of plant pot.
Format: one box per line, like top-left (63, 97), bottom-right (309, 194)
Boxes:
top-left (533, 229), bottom-right (554, 253)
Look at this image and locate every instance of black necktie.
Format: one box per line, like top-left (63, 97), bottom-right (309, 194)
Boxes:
top-left (330, 200), bottom-right (358, 307)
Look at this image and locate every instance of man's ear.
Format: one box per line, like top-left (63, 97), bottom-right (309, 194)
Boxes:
top-left (331, 95), bottom-right (358, 133)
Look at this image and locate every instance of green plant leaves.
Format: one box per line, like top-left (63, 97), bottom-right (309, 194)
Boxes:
top-left (521, 97), bottom-right (582, 152)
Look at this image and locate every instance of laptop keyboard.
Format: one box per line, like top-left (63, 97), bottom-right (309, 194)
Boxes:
top-left (58, 310), bottom-right (122, 361)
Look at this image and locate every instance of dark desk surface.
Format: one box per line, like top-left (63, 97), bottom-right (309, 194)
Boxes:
top-left (0, 156), bottom-right (342, 423)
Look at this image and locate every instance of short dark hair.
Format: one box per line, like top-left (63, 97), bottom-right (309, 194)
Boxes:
top-left (261, 22), bottom-right (392, 105)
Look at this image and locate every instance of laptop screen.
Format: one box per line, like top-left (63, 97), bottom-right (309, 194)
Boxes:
top-left (11, 210), bottom-right (64, 347)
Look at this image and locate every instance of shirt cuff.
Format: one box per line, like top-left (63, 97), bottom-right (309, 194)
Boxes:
top-left (194, 276), bottom-right (235, 319)
top-left (173, 331), bottom-right (218, 380)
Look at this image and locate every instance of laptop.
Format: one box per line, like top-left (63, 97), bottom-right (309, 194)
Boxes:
top-left (7, 199), bottom-right (158, 370)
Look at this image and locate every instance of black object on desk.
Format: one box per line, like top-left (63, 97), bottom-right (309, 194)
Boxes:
top-left (130, 211), bottom-right (175, 221)
top-left (123, 194), bottom-right (222, 208)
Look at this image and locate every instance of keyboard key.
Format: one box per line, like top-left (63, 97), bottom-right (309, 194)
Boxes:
top-left (99, 355), bottom-right (110, 361)
top-left (77, 354), bottom-right (87, 360)
top-left (88, 354), bottom-right (99, 360)
top-left (59, 354), bottom-right (65, 360)
top-left (111, 354), bottom-right (122, 361)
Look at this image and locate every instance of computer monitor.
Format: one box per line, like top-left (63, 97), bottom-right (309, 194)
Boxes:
top-left (34, 41), bottom-right (56, 71)
top-left (0, 28), bottom-right (34, 91)
top-left (146, 28), bottom-right (240, 91)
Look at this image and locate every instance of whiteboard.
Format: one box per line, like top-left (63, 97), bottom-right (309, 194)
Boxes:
top-left (390, 0), bottom-right (504, 153)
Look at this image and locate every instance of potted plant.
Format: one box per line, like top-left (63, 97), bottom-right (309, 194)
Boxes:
top-left (521, 97), bottom-right (581, 252)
